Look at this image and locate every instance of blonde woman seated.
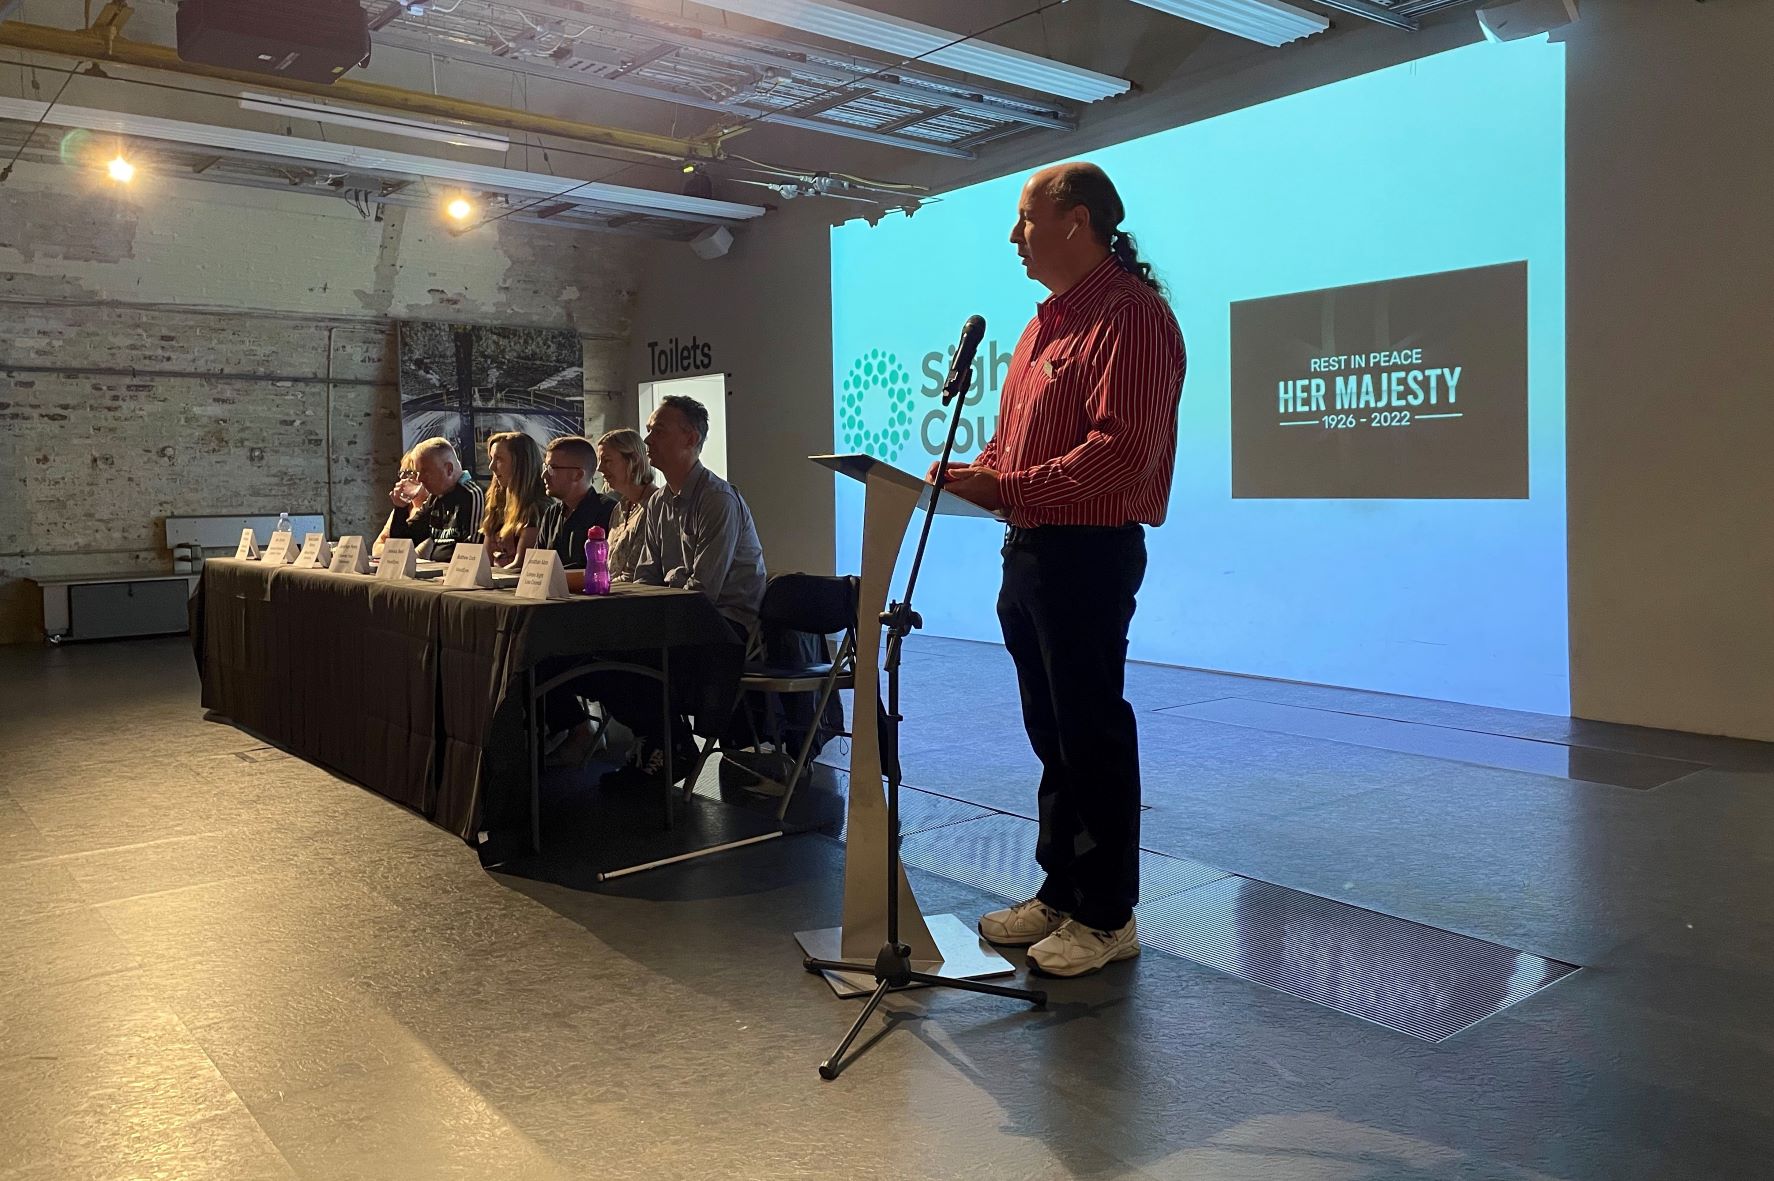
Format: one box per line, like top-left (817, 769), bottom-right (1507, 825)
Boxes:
top-left (481, 431), bottom-right (547, 568)
top-left (372, 447), bottom-right (425, 557)
top-left (595, 427), bottom-right (662, 579)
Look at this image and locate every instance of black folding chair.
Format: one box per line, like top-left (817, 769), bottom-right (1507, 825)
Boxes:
top-left (690, 573), bottom-right (857, 820)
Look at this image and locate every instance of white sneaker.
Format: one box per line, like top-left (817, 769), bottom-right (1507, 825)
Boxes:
top-left (544, 729), bottom-right (599, 769)
top-left (1027, 917), bottom-right (1140, 978)
top-left (978, 898), bottom-right (1069, 946)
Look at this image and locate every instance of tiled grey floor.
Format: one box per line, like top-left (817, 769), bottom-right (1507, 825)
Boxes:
top-left (898, 810), bottom-right (1227, 906)
top-left (1134, 877), bottom-right (1579, 1042)
top-left (6, 634), bottom-right (1774, 1180)
top-left (1157, 697), bottom-right (1707, 789)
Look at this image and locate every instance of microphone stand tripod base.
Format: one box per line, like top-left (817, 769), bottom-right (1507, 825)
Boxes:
top-left (796, 914), bottom-right (1017, 998)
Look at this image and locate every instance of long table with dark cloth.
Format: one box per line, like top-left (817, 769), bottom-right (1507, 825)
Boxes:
top-left (193, 559), bottom-right (744, 851)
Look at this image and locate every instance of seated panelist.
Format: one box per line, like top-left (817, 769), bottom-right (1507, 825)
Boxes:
top-left (481, 431), bottom-right (547, 569)
top-left (595, 428), bottom-right (661, 582)
top-left (384, 436), bottom-right (483, 560)
top-left (536, 435), bottom-right (616, 593)
top-left (546, 398), bottom-right (765, 782)
top-left (598, 395), bottom-right (766, 785)
top-left (372, 448), bottom-right (425, 557)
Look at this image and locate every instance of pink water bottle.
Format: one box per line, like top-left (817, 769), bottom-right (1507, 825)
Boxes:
top-left (583, 525), bottom-right (611, 595)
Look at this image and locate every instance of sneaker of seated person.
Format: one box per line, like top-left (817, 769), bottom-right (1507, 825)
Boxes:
top-left (1026, 916), bottom-right (1140, 978)
top-left (977, 898), bottom-right (1069, 946)
top-left (722, 749), bottom-right (796, 799)
top-left (544, 725), bottom-right (600, 769)
top-left (598, 733), bottom-right (697, 790)
top-left (598, 741), bottom-right (660, 789)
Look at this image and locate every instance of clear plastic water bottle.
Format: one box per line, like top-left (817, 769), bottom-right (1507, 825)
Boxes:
top-left (583, 525), bottom-right (610, 596)
top-left (274, 512), bottom-right (292, 536)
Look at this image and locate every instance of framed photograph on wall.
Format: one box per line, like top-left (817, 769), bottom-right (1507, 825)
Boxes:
top-left (397, 322), bottom-right (584, 476)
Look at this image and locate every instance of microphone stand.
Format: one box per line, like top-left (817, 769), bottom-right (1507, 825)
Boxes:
top-left (803, 319), bottom-right (1047, 1080)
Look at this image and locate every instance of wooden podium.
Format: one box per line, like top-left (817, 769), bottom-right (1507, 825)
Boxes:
top-left (795, 454), bottom-right (1014, 995)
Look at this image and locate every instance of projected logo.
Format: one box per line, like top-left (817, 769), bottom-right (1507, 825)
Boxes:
top-left (836, 338), bottom-right (1013, 465)
top-left (839, 349), bottom-right (917, 460)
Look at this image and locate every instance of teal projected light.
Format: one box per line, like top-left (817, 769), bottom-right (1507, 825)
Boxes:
top-left (838, 348), bottom-right (917, 461)
top-left (831, 37), bottom-right (1568, 715)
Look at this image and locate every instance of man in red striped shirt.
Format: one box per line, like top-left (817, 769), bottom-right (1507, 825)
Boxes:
top-left (942, 162), bottom-right (1186, 978)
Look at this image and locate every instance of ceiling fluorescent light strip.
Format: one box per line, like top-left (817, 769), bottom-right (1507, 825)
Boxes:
top-left (694, 0), bottom-right (1130, 104)
top-left (1148, 0), bottom-right (1328, 45)
top-left (1130, 0), bottom-right (1329, 47)
top-left (0, 99), bottom-right (767, 222)
top-left (1138, 0), bottom-right (1323, 46)
top-left (238, 93), bottom-right (511, 152)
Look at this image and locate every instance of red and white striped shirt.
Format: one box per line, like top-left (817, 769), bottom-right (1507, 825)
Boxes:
top-left (978, 256), bottom-right (1186, 528)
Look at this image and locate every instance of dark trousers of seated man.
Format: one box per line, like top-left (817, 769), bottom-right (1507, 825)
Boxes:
top-left (997, 524), bottom-right (1148, 933)
top-left (543, 617), bottom-right (749, 772)
top-left (544, 661), bottom-right (689, 770)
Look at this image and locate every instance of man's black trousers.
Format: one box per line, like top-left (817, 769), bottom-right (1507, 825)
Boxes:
top-left (996, 523), bottom-right (1147, 932)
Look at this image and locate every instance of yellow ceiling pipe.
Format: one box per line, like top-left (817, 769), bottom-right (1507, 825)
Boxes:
top-left (0, 2), bottom-right (729, 162)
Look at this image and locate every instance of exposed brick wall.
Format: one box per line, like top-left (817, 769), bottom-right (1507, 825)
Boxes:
top-left (0, 160), bottom-right (645, 642)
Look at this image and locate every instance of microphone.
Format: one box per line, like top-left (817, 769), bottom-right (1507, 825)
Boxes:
top-left (941, 315), bottom-right (987, 404)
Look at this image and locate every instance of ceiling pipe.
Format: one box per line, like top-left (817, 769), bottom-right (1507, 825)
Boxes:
top-left (368, 28), bottom-right (978, 159)
top-left (1311, 0), bottom-right (1422, 30)
top-left (0, 2), bottom-right (728, 162)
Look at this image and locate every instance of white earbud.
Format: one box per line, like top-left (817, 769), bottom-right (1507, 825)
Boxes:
top-left (1065, 224), bottom-right (1078, 240)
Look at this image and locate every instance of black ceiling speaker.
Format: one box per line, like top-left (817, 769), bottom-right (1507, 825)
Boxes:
top-left (176, 0), bottom-right (373, 85)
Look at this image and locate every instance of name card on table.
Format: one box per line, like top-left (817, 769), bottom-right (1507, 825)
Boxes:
top-left (442, 542), bottom-right (495, 590)
top-left (377, 538), bottom-right (417, 580)
top-left (513, 548), bottom-right (570, 601)
top-left (234, 528), bottom-right (260, 560)
top-left (329, 535), bottom-right (370, 574)
top-left (262, 532), bottom-right (299, 565)
top-left (294, 533), bottom-right (332, 569)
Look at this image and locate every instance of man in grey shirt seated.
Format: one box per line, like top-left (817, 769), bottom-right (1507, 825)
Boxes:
top-left (596, 394), bottom-right (765, 786)
top-left (624, 394), bottom-right (766, 636)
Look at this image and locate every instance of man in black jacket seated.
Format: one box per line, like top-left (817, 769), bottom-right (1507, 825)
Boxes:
top-left (385, 436), bottom-right (483, 560)
top-left (536, 435), bottom-right (616, 592)
top-left (537, 435), bottom-right (617, 758)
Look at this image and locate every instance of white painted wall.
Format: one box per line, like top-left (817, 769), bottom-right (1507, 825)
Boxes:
top-left (639, 373), bottom-right (729, 480)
